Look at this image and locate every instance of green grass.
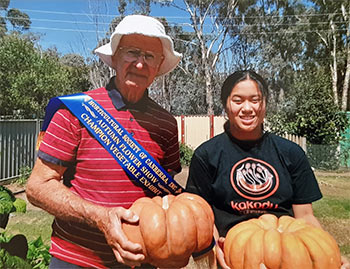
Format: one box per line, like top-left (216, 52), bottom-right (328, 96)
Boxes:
top-left (3, 170), bottom-right (350, 262)
top-left (313, 172), bottom-right (350, 259)
top-left (5, 210), bottom-right (54, 246)
top-left (313, 197), bottom-right (350, 219)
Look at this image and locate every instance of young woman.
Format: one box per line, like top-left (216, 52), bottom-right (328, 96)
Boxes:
top-left (186, 70), bottom-right (349, 269)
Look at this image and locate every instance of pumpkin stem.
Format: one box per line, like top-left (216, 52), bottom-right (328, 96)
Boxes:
top-left (162, 195), bottom-right (169, 210)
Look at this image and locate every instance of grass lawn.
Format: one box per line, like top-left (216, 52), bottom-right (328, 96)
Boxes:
top-left (2, 169), bottom-right (350, 262)
top-left (4, 210), bottom-right (54, 246)
top-left (313, 171), bottom-right (350, 259)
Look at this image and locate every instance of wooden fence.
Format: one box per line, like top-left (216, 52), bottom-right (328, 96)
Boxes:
top-left (0, 117), bottom-right (307, 182)
top-left (175, 115), bottom-right (307, 152)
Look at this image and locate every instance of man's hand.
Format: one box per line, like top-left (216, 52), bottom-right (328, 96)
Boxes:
top-left (98, 207), bottom-right (145, 267)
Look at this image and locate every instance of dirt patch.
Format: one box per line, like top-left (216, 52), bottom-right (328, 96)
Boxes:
top-left (176, 166), bottom-right (189, 187)
top-left (315, 169), bottom-right (350, 177)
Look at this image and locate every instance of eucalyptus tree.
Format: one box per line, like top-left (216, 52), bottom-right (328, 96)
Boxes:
top-left (149, 18), bottom-right (205, 114)
top-left (116, 0), bottom-right (254, 115)
top-left (302, 0), bottom-right (350, 111)
top-left (226, 0), bottom-right (309, 108)
top-left (0, 0), bottom-right (31, 36)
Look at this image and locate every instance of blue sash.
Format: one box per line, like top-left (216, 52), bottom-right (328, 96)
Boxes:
top-left (41, 93), bottom-right (184, 196)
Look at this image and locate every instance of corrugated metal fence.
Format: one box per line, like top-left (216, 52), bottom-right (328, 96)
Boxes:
top-left (0, 120), bottom-right (41, 182)
top-left (0, 117), bottom-right (307, 182)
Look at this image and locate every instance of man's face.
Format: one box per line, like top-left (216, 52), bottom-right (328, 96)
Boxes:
top-left (112, 34), bottom-right (164, 103)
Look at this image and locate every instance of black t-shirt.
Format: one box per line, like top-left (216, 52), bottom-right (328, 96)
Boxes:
top-left (185, 129), bottom-right (322, 237)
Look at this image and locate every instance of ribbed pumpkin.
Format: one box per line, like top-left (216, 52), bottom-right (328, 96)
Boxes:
top-left (224, 214), bottom-right (341, 269)
top-left (122, 192), bottom-right (214, 268)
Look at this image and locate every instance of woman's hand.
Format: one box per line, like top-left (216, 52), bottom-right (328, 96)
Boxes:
top-left (215, 237), bottom-right (230, 269)
top-left (98, 207), bottom-right (145, 267)
top-left (341, 255), bottom-right (350, 269)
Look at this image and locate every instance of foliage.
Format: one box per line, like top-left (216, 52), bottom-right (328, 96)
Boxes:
top-left (0, 0), bottom-right (31, 37)
top-left (0, 233), bottom-right (50, 269)
top-left (27, 237), bottom-right (51, 269)
top-left (0, 248), bottom-right (31, 269)
top-left (179, 143), bottom-right (194, 166)
top-left (266, 68), bottom-right (348, 170)
top-left (0, 186), bottom-right (26, 215)
top-left (6, 8), bottom-right (30, 31)
top-left (267, 68), bottom-right (348, 145)
top-left (15, 166), bottom-right (32, 186)
top-left (0, 33), bottom-right (91, 118)
top-left (307, 143), bottom-right (341, 170)
top-left (0, 184), bottom-right (50, 268)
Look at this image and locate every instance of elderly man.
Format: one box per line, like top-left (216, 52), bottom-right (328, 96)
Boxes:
top-left (26, 15), bottom-right (182, 268)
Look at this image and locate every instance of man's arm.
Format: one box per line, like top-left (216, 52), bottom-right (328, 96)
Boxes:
top-left (26, 158), bottom-right (145, 266)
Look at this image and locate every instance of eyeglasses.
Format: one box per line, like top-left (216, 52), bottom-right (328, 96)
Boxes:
top-left (118, 47), bottom-right (164, 68)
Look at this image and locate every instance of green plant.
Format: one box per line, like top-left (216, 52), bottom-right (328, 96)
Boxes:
top-left (180, 143), bottom-right (194, 166)
top-left (0, 248), bottom-right (32, 269)
top-left (0, 186), bottom-right (26, 228)
top-left (307, 143), bottom-right (340, 170)
top-left (0, 185), bottom-right (51, 268)
top-left (27, 237), bottom-right (51, 269)
top-left (0, 232), bottom-right (50, 269)
top-left (16, 166), bottom-right (32, 186)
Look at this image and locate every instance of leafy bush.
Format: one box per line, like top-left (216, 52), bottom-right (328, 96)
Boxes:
top-left (16, 166), bottom-right (32, 186)
top-left (266, 68), bottom-right (349, 169)
top-left (267, 69), bottom-right (348, 145)
top-left (307, 143), bottom-right (340, 170)
top-left (27, 237), bottom-right (51, 269)
top-left (180, 143), bottom-right (194, 166)
top-left (0, 248), bottom-right (32, 269)
top-left (0, 186), bottom-right (50, 268)
top-left (0, 186), bottom-right (26, 228)
top-left (0, 233), bottom-right (50, 269)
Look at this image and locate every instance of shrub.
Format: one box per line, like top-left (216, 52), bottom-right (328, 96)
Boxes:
top-left (15, 166), bottom-right (32, 186)
top-left (180, 143), bottom-right (194, 166)
top-left (307, 143), bottom-right (340, 170)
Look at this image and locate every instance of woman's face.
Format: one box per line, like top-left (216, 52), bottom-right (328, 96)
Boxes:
top-left (225, 79), bottom-right (266, 141)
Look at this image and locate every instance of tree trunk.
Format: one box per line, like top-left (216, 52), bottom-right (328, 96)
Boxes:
top-left (162, 76), bottom-right (171, 112)
top-left (204, 65), bottom-right (214, 115)
top-left (341, 4), bottom-right (350, 111)
top-left (330, 20), bottom-right (339, 107)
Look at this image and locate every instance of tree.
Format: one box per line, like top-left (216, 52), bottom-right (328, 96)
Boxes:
top-left (0, 34), bottom-right (91, 118)
top-left (0, 0), bottom-right (31, 36)
top-left (266, 67), bottom-right (349, 169)
top-left (178, 0), bottom-right (238, 115)
top-left (267, 67), bottom-right (348, 145)
top-left (115, 0), bottom-right (253, 115)
top-left (300, 0), bottom-right (350, 111)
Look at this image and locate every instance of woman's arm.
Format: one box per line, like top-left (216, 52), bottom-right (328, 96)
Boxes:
top-left (292, 203), bottom-right (322, 228)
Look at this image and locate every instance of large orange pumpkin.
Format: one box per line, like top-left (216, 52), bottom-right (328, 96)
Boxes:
top-left (122, 192), bottom-right (214, 268)
top-left (224, 214), bottom-right (341, 269)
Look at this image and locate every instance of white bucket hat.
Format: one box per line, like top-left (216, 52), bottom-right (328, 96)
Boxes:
top-left (94, 15), bottom-right (182, 76)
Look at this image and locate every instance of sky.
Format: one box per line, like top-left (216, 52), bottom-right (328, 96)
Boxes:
top-left (7, 0), bottom-right (190, 58)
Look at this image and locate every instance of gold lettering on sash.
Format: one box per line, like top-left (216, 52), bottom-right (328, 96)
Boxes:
top-left (83, 100), bottom-right (182, 195)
